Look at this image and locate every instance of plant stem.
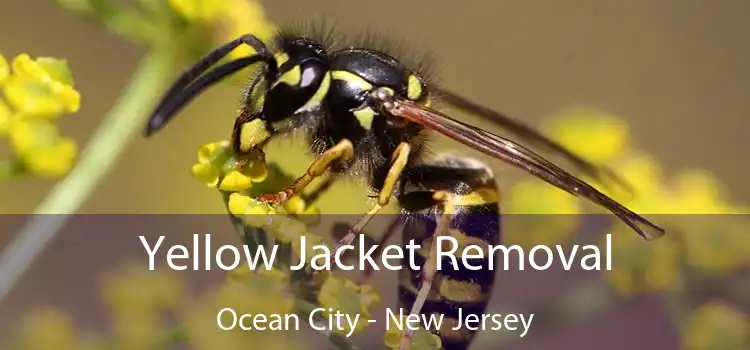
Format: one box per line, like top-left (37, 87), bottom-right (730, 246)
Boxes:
top-left (0, 50), bottom-right (174, 302)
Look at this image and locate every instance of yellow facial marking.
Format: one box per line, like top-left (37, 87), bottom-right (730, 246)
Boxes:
top-left (407, 75), bottom-right (423, 100)
top-left (299, 72), bottom-right (330, 111)
top-left (274, 52), bottom-right (290, 67)
top-left (331, 70), bottom-right (373, 90)
top-left (239, 119), bottom-right (270, 152)
top-left (249, 79), bottom-right (266, 114)
top-left (451, 186), bottom-right (501, 206)
top-left (275, 65), bottom-right (301, 87)
top-left (353, 107), bottom-right (376, 129)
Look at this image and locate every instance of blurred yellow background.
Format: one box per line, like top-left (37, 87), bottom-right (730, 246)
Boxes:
top-left (1, 0), bottom-right (748, 216)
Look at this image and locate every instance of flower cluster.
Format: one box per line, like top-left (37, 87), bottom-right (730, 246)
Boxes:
top-left (186, 267), bottom-right (301, 350)
top-left (684, 301), bottom-right (748, 350)
top-left (58, 0), bottom-right (277, 70)
top-left (189, 140), bottom-right (381, 344)
top-left (0, 53), bottom-right (80, 179)
top-left (506, 107), bottom-right (750, 297)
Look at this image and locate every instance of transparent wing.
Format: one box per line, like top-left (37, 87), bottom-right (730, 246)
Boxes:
top-left (384, 98), bottom-right (665, 240)
top-left (435, 87), bottom-right (633, 194)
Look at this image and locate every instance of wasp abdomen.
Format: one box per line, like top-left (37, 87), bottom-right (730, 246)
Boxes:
top-left (397, 156), bottom-right (501, 350)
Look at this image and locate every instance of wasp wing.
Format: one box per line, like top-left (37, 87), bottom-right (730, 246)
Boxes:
top-left (434, 88), bottom-right (632, 195)
top-left (385, 98), bottom-right (665, 240)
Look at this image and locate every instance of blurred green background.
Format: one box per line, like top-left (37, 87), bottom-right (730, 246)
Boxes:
top-left (1, 0), bottom-right (748, 215)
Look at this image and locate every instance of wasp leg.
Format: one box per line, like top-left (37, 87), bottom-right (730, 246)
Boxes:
top-left (258, 139), bottom-right (355, 205)
top-left (301, 173), bottom-right (339, 208)
top-left (329, 142), bottom-right (411, 253)
top-left (400, 191), bottom-right (456, 350)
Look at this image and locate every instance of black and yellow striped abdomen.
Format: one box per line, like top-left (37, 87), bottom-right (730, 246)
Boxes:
top-left (397, 156), bottom-right (501, 350)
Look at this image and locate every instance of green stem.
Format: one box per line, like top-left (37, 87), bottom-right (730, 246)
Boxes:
top-left (0, 50), bottom-right (174, 302)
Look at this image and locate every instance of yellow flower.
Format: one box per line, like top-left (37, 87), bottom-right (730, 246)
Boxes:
top-left (111, 311), bottom-right (167, 350)
top-left (219, 0), bottom-right (278, 59)
top-left (190, 140), bottom-right (267, 189)
top-left (23, 137), bottom-right (77, 178)
top-left (219, 169), bottom-right (253, 191)
top-left (190, 162), bottom-right (219, 186)
top-left (4, 54), bottom-right (80, 118)
top-left (679, 215), bottom-right (750, 274)
top-left (603, 225), bottom-right (682, 297)
top-left (544, 108), bottom-right (631, 163)
top-left (15, 308), bottom-right (78, 350)
top-left (227, 192), bottom-right (276, 228)
top-left (0, 98), bottom-right (12, 135)
top-left (383, 313), bottom-right (442, 350)
top-left (168, 0), bottom-right (227, 23)
top-left (317, 275), bottom-right (380, 337)
top-left (662, 169), bottom-right (733, 214)
top-left (283, 195), bottom-right (307, 214)
top-left (0, 53), bottom-right (8, 85)
top-left (601, 153), bottom-right (665, 211)
top-left (505, 179), bottom-right (582, 248)
top-left (99, 265), bottom-right (184, 350)
top-left (7, 118), bottom-right (78, 178)
top-left (182, 268), bottom-right (300, 350)
top-left (684, 302), bottom-right (749, 350)
top-left (268, 215), bottom-right (308, 243)
top-left (101, 263), bottom-right (184, 317)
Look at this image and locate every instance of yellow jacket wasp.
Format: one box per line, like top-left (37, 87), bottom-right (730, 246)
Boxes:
top-left (143, 25), bottom-right (665, 350)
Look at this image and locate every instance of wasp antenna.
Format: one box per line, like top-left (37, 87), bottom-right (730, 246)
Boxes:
top-left (144, 34), bottom-right (276, 137)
